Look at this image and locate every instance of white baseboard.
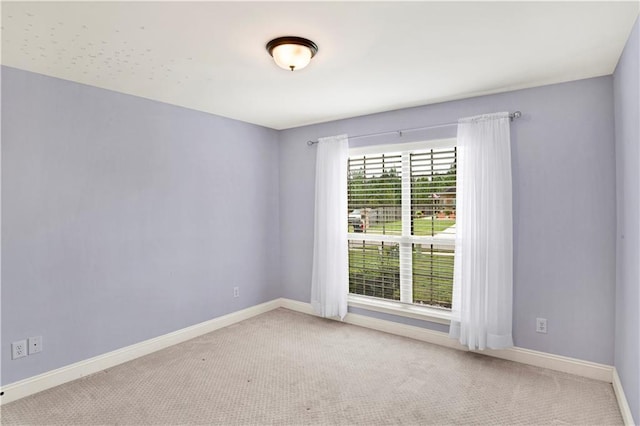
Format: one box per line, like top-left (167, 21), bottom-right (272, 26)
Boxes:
top-left (483, 346), bottom-right (613, 382)
top-left (279, 298), bottom-right (316, 315)
top-left (1, 296), bottom-right (620, 412)
top-left (0, 299), bottom-right (281, 405)
top-left (280, 298), bottom-right (614, 382)
top-left (613, 367), bottom-right (637, 426)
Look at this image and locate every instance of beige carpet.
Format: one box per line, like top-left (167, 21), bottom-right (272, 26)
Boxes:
top-left (0, 308), bottom-right (623, 425)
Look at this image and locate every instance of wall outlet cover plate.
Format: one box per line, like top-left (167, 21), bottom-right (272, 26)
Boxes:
top-left (12, 340), bottom-right (28, 359)
top-left (28, 336), bottom-right (43, 355)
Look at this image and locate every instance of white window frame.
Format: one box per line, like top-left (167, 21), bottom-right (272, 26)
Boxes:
top-left (347, 138), bottom-right (456, 323)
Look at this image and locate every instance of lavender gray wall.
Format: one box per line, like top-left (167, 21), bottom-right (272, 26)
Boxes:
top-left (0, 61), bottom-right (624, 388)
top-left (614, 16), bottom-right (640, 423)
top-left (279, 76), bottom-right (616, 366)
top-left (1, 66), bottom-right (281, 385)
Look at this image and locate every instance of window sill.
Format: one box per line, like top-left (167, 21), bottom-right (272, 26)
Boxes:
top-left (348, 294), bottom-right (451, 325)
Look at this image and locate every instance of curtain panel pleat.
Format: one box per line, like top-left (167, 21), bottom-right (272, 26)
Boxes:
top-left (449, 112), bottom-right (514, 350)
top-left (310, 134), bottom-right (349, 319)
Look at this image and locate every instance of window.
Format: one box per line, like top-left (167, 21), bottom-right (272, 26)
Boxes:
top-left (347, 139), bottom-right (456, 310)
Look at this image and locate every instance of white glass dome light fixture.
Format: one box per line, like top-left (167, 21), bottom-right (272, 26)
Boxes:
top-left (266, 36), bottom-right (318, 71)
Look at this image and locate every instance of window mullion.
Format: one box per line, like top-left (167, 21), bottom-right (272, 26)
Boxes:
top-left (399, 151), bottom-right (412, 304)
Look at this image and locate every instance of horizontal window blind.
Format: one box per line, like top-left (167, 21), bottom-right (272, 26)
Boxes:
top-left (410, 148), bottom-right (457, 237)
top-left (348, 240), bottom-right (400, 301)
top-left (412, 245), bottom-right (454, 308)
top-left (347, 153), bottom-right (402, 235)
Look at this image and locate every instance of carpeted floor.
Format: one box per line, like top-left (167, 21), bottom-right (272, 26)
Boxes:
top-left (0, 308), bottom-right (623, 425)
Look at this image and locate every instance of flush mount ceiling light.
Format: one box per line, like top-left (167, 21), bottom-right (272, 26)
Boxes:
top-left (266, 36), bottom-right (318, 71)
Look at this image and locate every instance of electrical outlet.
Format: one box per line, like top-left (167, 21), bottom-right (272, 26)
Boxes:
top-left (28, 336), bottom-right (43, 355)
top-left (233, 287), bottom-right (239, 298)
top-left (536, 318), bottom-right (547, 334)
top-left (12, 340), bottom-right (28, 360)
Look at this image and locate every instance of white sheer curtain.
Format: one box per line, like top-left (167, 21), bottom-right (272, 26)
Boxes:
top-left (449, 112), bottom-right (514, 350)
top-left (310, 134), bottom-right (349, 319)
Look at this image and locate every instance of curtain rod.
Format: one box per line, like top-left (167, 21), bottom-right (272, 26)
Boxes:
top-left (306, 111), bottom-right (522, 146)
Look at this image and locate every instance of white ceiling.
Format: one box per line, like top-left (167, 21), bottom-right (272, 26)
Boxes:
top-left (2, 1), bottom-right (638, 130)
